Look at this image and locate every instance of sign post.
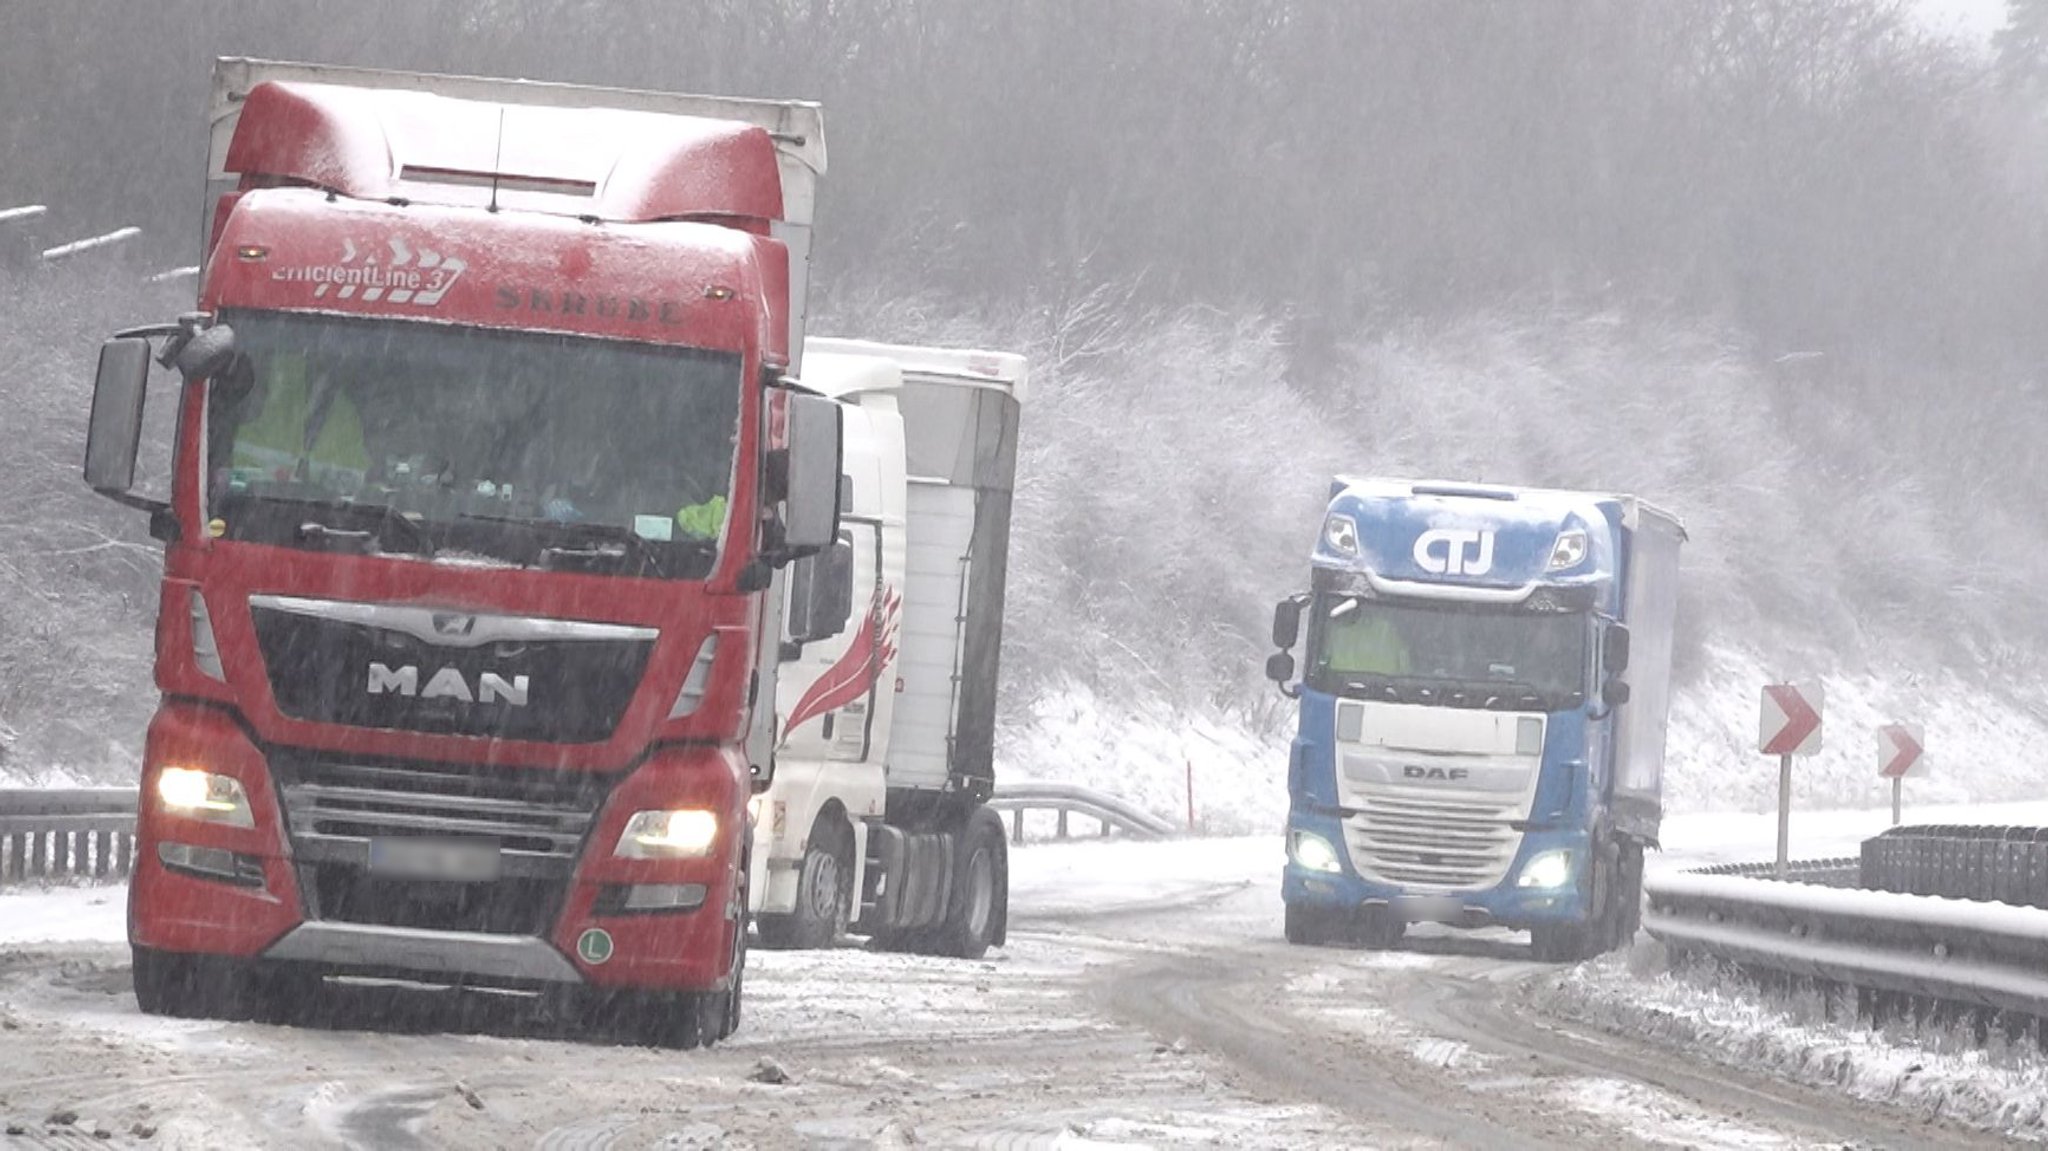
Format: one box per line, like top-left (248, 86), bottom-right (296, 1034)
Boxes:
top-left (1877, 723), bottom-right (1925, 826)
top-left (1759, 683), bottom-right (1824, 879)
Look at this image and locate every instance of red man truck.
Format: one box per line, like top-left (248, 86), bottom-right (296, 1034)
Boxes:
top-left (79, 58), bottom-right (846, 1048)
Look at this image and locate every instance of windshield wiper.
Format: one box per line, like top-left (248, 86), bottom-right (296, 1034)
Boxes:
top-left (455, 513), bottom-right (711, 578)
top-left (233, 493), bottom-right (435, 557)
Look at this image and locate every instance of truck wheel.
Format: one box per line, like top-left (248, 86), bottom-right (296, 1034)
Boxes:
top-left (1352, 907), bottom-right (1405, 950)
top-left (1530, 845), bottom-right (1618, 963)
top-left (132, 946), bottom-right (297, 1022)
top-left (756, 821), bottom-right (851, 951)
top-left (1614, 841), bottom-right (1645, 948)
top-left (928, 811), bottom-right (1007, 960)
top-left (1283, 902), bottom-right (1345, 946)
top-left (700, 859), bottom-right (750, 1046)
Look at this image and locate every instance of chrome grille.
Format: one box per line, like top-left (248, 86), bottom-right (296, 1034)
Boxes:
top-left (274, 758), bottom-right (610, 877)
top-left (1342, 787), bottom-right (1525, 891)
top-left (273, 757), bottom-right (614, 935)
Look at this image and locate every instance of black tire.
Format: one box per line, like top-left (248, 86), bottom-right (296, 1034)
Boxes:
top-left (1283, 902), bottom-right (1345, 946)
top-left (756, 819), bottom-right (851, 951)
top-left (1530, 841), bottom-right (1619, 963)
top-left (700, 848), bottom-right (750, 1046)
top-left (132, 946), bottom-right (300, 1022)
top-left (1352, 907), bottom-right (1405, 950)
top-left (927, 811), bottom-right (1006, 960)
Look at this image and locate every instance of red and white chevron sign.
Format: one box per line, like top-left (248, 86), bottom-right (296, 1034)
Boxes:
top-left (1759, 683), bottom-right (1824, 756)
top-left (1878, 723), bottom-right (1925, 779)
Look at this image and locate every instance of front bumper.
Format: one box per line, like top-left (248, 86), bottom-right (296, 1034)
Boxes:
top-left (127, 702), bottom-right (747, 992)
top-left (1280, 808), bottom-right (1593, 930)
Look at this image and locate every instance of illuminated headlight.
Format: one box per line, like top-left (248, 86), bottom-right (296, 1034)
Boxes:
top-left (154, 768), bottom-right (254, 828)
top-left (1517, 849), bottom-right (1574, 889)
top-left (1547, 530), bottom-right (1588, 571)
top-left (1290, 830), bottom-right (1344, 874)
top-left (616, 809), bottom-right (720, 859)
top-left (1322, 514), bottom-right (1360, 558)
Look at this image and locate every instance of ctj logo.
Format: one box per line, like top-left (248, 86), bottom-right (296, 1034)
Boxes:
top-left (1413, 528), bottom-right (1495, 576)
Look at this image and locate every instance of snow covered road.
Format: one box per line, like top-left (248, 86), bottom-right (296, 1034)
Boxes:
top-left (0, 820), bottom-right (2039, 1148)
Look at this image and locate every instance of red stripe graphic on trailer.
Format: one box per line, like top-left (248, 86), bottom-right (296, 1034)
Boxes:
top-left (781, 587), bottom-right (901, 741)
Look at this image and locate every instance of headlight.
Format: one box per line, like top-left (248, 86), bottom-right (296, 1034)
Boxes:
top-left (616, 809), bottom-right (720, 859)
top-left (1547, 530), bottom-right (1588, 571)
top-left (1322, 514), bottom-right (1360, 558)
top-left (1517, 849), bottom-right (1573, 889)
top-left (154, 767), bottom-right (254, 828)
top-left (1290, 830), bottom-right (1344, 874)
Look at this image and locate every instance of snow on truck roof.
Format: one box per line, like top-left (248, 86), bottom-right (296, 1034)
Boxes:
top-left (803, 337), bottom-right (1029, 403)
top-left (1331, 476), bottom-right (1685, 536)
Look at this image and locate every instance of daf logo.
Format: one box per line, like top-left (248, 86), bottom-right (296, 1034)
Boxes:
top-left (431, 613), bottom-right (477, 637)
top-left (1403, 765), bottom-right (1471, 783)
top-left (1413, 528), bottom-right (1495, 577)
top-left (367, 662), bottom-right (529, 706)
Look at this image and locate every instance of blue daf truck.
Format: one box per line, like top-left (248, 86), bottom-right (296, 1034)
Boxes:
top-left (1266, 478), bottom-right (1685, 961)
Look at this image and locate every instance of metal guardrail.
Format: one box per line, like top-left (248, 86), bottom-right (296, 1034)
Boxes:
top-left (0, 787), bottom-right (140, 883)
top-left (0, 780), bottom-right (1171, 884)
top-left (1644, 857), bottom-right (2048, 1029)
top-left (987, 781), bottom-right (1179, 843)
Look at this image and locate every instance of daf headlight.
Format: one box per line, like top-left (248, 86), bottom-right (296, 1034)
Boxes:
top-left (1517, 849), bottom-right (1573, 889)
top-left (1547, 530), bottom-right (1588, 571)
top-left (154, 767), bottom-right (254, 828)
top-left (616, 809), bottom-right (720, 859)
top-left (1290, 830), bottom-right (1344, 875)
top-left (1322, 514), bottom-right (1360, 558)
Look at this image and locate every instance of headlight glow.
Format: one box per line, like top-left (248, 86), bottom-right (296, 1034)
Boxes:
top-left (616, 809), bottom-right (720, 859)
top-left (1290, 830), bottom-right (1344, 874)
top-left (1517, 849), bottom-right (1574, 889)
top-left (154, 767), bottom-right (254, 828)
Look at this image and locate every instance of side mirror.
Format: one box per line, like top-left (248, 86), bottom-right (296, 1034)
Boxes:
top-left (1272, 596), bottom-right (1304, 649)
top-left (171, 322), bottom-right (237, 382)
top-left (83, 338), bottom-right (153, 497)
top-left (779, 393), bottom-right (843, 561)
top-left (1602, 623), bottom-right (1631, 675)
top-left (1265, 651), bottom-right (1296, 684)
top-left (1602, 679), bottom-right (1632, 708)
top-left (788, 539), bottom-right (855, 644)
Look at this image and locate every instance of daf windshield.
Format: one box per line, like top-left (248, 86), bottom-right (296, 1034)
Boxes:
top-left (1308, 595), bottom-right (1589, 711)
top-left (203, 310), bottom-right (741, 579)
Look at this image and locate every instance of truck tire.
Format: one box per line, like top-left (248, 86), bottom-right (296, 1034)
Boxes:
top-left (1352, 907), bottom-right (1405, 950)
top-left (756, 820), bottom-right (851, 951)
top-left (927, 810), bottom-right (1007, 960)
top-left (700, 852), bottom-right (750, 1046)
top-left (1283, 902), bottom-right (1346, 946)
top-left (1529, 841), bottom-right (1619, 963)
top-left (132, 946), bottom-right (301, 1022)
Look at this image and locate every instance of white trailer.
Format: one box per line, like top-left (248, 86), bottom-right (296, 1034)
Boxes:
top-left (750, 338), bottom-right (1027, 956)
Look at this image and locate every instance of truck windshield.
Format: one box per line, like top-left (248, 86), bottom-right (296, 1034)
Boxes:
top-left (1308, 595), bottom-right (1588, 711)
top-left (203, 310), bottom-right (742, 578)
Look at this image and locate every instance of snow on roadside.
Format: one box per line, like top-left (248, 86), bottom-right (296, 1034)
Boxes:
top-left (0, 884), bottom-right (125, 945)
top-left (1539, 948), bottom-right (2048, 1143)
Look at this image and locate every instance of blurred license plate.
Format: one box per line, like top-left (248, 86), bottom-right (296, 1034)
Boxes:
top-left (368, 838), bottom-right (501, 883)
top-left (1393, 895), bottom-right (1462, 922)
